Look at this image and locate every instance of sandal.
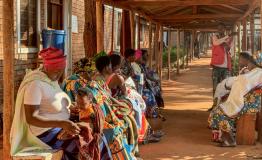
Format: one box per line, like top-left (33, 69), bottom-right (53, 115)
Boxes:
top-left (147, 135), bottom-right (161, 143)
top-left (218, 140), bottom-right (236, 147)
top-left (152, 130), bottom-right (165, 138)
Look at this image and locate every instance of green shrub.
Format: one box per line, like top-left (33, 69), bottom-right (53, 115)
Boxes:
top-left (162, 47), bottom-right (186, 68)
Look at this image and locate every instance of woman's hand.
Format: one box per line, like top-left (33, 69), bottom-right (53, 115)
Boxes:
top-left (70, 103), bottom-right (80, 113)
top-left (61, 120), bottom-right (81, 135)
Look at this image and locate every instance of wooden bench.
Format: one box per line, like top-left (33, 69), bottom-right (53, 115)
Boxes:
top-left (236, 113), bottom-right (257, 145)
top-left (12, 149), bottom-right (63, 160)
top-left (258, 94), bottom-right (262, 144)
top-left (236, 89), bottom-right (262, 145)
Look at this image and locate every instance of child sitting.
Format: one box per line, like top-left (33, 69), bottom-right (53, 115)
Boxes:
top-left (76, 87), bottom-right (105, 160)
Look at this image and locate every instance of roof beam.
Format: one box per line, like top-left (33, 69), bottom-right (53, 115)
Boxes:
top-left (113, 0), bottom-right (250, 6)
top-left (219, 4), bottom-right (245, 13)
top-left (192, 6), bottom-right (197, 14)
top-left (238, 0), bottom-right (259, 21)
top-left (154, 14), bottom-right (242, 20)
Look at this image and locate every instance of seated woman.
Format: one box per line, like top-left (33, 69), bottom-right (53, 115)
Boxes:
top-left (10, 48), bottom-right (80, 159)
top-left (61, 58), bottom-right (112, 159)
top-left (94, 55), bottom-right (139, 159)
top-left (140, 49), bottom-right (164, 108)
top-left (107, 54), bottom-right (157, 144)
top-left (210, 52), bottom-right (252, 110)
top-left (208, 52), bottom-right (262, 147)
top-left (120, 49), bottom-right (136, 80)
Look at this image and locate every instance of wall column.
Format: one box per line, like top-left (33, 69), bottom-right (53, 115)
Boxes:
top-left (96, 0), bottom-right (104, 53)
top-left (159, 26), bottom-right (163, 80)
top-left (176, 30), bottom-right (180, 74)
top-left (250, 13), bottom-right (255, 53)
top-left (149, 22), bottom-right (153, 69)
top-left (168, 28), bottom-right (171, 80)
top-left (242, 19), bottom-right (247, 51)
top-left (3, 0), bottom-right (15, 159)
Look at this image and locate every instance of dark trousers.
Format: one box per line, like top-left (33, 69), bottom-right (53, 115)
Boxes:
top-left (212, 66), bottom-right (231, 96)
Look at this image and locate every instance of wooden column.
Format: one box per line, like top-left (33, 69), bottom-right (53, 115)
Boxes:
top-left (242, 19), bottom-right (247, 51)
top-left (148, 22), bottom-right (153, 69)
top-left (84, 0), bottom-right (97, 57)
top-left (130, 11), bottom-right (135, 49)
top-left (155, 24), bottom-right (160, 72)
top-left (190, 32), bottom-right (193, 62)
top-left (111, 7), bottom-right (115, 52)
top-left (159, 26), bottom-right (163, 81)
top-left (192, 30), bottom-right (195, 60)
top-left (137, 16), bottom-right (141, 50)
top-left (176, 30), bottom-right (180, 74)
top-left (250, 13), bottom-right (255, 54)
top-left (96, 0), bottom-right (104, 53)
top-left (168, 29), bottom-right (171, 80)
top-left (3, 0), bottom-right (14, 159)
top-left (186, 32), bottom-right (189, 67)
top-left (120, 10), bottom-right (132, 55)
top-left (261, 1), bottom-right (262, 51)
top-left (233, 25), bottom-right (237, 71)
top-left (237, 23), bottom-right (241, 52)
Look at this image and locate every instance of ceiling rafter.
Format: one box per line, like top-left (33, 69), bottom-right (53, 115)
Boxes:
top-left (219, 4), bottom-right (245, 13)
top-left (154, 14), bottom-right (242, 20)
top-left (113, 0), bottom-right (251, 6)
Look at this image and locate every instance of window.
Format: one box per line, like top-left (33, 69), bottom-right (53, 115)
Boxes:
top-left (115, 11), bottom-right (122, 51)
top-left (140, 24), bottom-right (145, 42)
top-left (48, 0), bottom-right (63, 30)
top-left (20, 0), bottom-right (37, 47)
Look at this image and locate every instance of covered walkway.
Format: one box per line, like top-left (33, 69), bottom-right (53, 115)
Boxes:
top-left (140, 57), bottom-right (262, 160)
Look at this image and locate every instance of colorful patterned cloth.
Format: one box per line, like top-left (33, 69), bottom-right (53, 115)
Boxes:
top-left (93, 74), bottom-right (138, 159)
top-left (61, 74), bottom-right (112, 160)
top-left (208, 90), bottom-right (261, 133)
top-left (121, 58), bottom-right (135, 79)
top-left (61, 74), bottom-right (88, 102)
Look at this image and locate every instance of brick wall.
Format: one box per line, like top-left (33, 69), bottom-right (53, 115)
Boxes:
top-left (104, 6), bottom-right (113, 53)
top-left (72, 0), bottom-right (86, 62)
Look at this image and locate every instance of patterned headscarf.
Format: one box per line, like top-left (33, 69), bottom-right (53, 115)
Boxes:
top-left (73, 58), bottom-right (96, 74)
top-left (252, 52), bottom-right (262, 67)
top-left (74, 51), bottom-right (108, 75)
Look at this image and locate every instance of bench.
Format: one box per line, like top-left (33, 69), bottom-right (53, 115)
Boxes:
top-left (235, 88), bottom-right (262, 145)
top-left (236, 113), bottom-right (257, 145)
top-left (12, 149), bottom-right (63, 160)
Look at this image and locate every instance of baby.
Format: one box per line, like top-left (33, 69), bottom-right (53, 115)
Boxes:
top-left (58, 87), bottom-right (104, 160)
top-left (75, 87), bottom-right (105, 160)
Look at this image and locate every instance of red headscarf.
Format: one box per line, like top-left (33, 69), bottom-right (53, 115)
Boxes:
top-left (39, 47), bottom-right (66, 70)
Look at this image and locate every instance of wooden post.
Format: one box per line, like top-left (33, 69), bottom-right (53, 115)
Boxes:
top-left (96, 0), bottom-right (104, 53)
top-left (186, 32), bottom-right (189, 67)
top-left (84, 0), bottom-right (97, 57)
top-left (130, 11), bottom-right (135, 49)
top-left (111, 7), bottom-right (115, 52)
top-left (237, 23), bottom-right (241, 52)
top-left (242, 19), bottom-right (247, 51)
top-left (233, 25), bottom-right (237, 73)
top-left (190, 32), bottom-right (193, 62)
top-left (149, 22), bottom-right (153, 69)
top-left (3, 0), bottom-right (14, 159)
top-left (155, 24), bottom-right (160, 72)
top-left (120, 10), bottom-right (132, 55)
top-left (177, 30), bottom-right (180, 74)
top-left (137, 16), bottom-right (141, 50)
top-left (192, 30), bottom-right (195, 60)
top-left (250, 13), bottom-right (255, 54)
top-left (168, 28), bottom-right (171, 80)
top-left (159, 26), bottom-right (163, 81)
top-left (261, 1), bottom-right (262, 51)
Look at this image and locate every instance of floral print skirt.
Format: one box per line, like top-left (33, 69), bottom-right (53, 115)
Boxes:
top-left (208, 91), bottom-right (261, 133)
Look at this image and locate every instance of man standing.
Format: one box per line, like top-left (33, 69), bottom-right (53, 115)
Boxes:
top-left (211, 24), bottom-right (233, 95)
